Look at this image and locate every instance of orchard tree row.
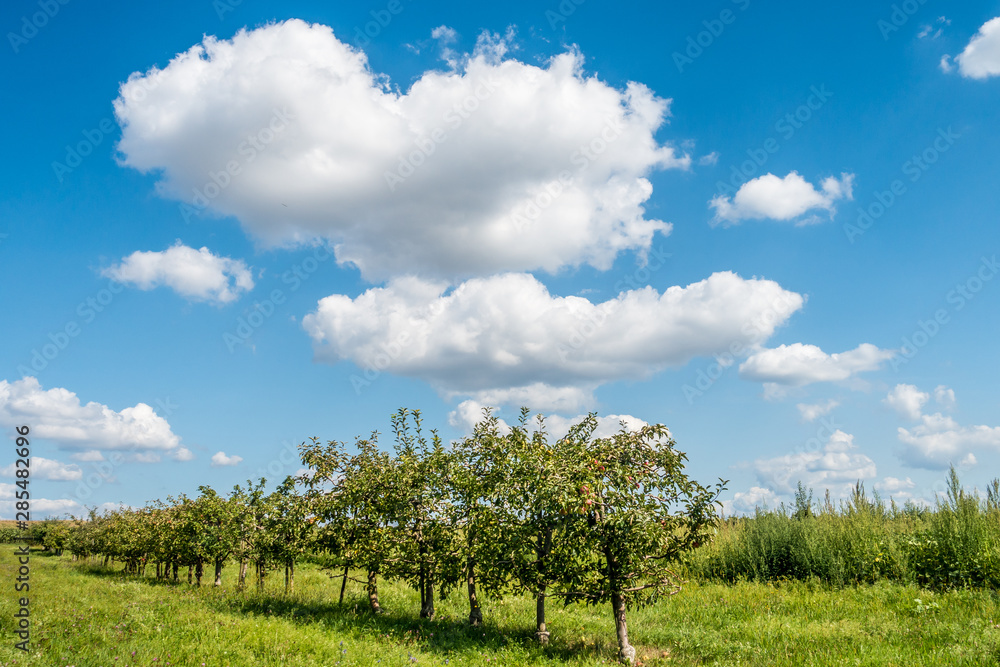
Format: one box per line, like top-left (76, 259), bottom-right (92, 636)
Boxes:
top-left (57, 409), bottom-right (726, 664)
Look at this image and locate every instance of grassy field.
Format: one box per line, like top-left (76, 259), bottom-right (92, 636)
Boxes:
top-left (0, 547), bottom-right (999, 666)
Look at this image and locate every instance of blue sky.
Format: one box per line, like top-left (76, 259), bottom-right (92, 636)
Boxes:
top-left (2, 0), bottom-right (1000, 517)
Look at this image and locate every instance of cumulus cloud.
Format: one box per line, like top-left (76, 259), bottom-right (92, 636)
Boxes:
top-left (740, 343), bottom-right (894, 387)
top-left (796, 399), bottom-right (840, 422)
top-left (0, 457), bottom-right (82, 481)
top-left (430, 25), bottom-right (460, 67)
top-left (885, 385), bottom-right (1000, 469)
top-left (751, 430), bottom-right (877, 494)
top-left (113, 19), bottom-right (689, 282)
top-left (172, 447), bottom-right (195, 462)
top-left (884, 384), bottom-right (929, 421)
top-left (304, 271), bottom-right (803, 411)
top-left (875, 476), bottom-right (916, 493)
top-left (0, 485), bottom-right (125, 519)
top-left (723, 486), bottom-right (780, 516)
top-left (934, 385), bottom-right (956, 410)
top-left (447, 399), bottom-right (649, 438)
top-left (897, 413), bottom-right (1000, 469)
top-left (709, 171), bottom-right (855, 226)
top-left (0, 377), bottom-right (181, 453)
top-left (102, 242), bottom-right (254, 304)
top-left (70, 450), bottom-right (104, 462)
top-left (211, 451), bottom-right (243, 467)
top-left (955, 17), bottom-right (1000, 79)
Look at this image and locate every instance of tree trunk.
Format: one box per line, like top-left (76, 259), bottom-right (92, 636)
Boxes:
top-left (421, 572), bottom-right (435, 619)
top-left (214, 558), bottom-right (224, 586)
top-left (535, 523), bottom-right (553, 644)
top-left (195, 559), bottom-right (204, 587)
top-left (367, 568), bottom-right (382, 614)
top-left (284, 559), bottom-right (294, 594)
top-left (238, 560), bottom-right (247, 591)
top-left (339, 564), bottom-right (349, 604)
top-left (535, 589), bottom-right (549, 644)
top-left (610, 591), bottom-right (636, 664)
top-left (257, 560), bottom-right (266, 591)
top-left (172, 561), bottom-right (179, 582)
top-left (603, 521), bottom-right (636, 665)
top-left (467, 556), bottom-right (483, 626)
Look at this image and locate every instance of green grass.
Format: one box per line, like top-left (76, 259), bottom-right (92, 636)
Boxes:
top-left (1, 548), bottom-right (1000, 666)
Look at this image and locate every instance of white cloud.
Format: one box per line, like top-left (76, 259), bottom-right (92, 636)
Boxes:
top-left (883, 384), bottom-right (929, 421)
top-left (102, 242), bottom-right (254, 304)
top-left (886, 385), bottom-right (1000, 469)
top-left (211, 451), bottom-right (243, 467)
top-left (723, 486), bottom-right (780, 516)
top-left (796, 399), bottom-right (840, 422)
top-left (709, 171), bottom-right (855, 226)
top-left (70, 450), bottom-right (104, 462)
top-left (114, 19), bottom-right (689, 282)
top-left (0, 457), bottom-right (82, 481)
top-left (698, 152), bottom-right (719, 166)
top-left (447, 399), bottom-right (649, 439)
top-left (740, 343), bottom-right (894, 387)
top-left (430, 25), bottom-right (459, 67)
top-left (457, 385), bottom-right (596, 414)
top-left (898, 411), bottom-right (1000, 469)
top-left (305, 271), bottom-right (803, 411)
top-left (875, 476), bottom-right (916, 493)
top-left (172, 447), bottom-right (195, 462)
top-left (751, 430), bottom-right (877, 494)
top-left (0, 498), bottom-right (81, 519)
top-left (955, 17), bottom-right (1000, 79)
top-left (0, 377), bottom-right (181, 453)
top-left (0, 486), bottom-right (126, 519)
top-left (934, 385), bottom-right (956, 410)
top-left (918, 17), bottom-right (949, 40)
